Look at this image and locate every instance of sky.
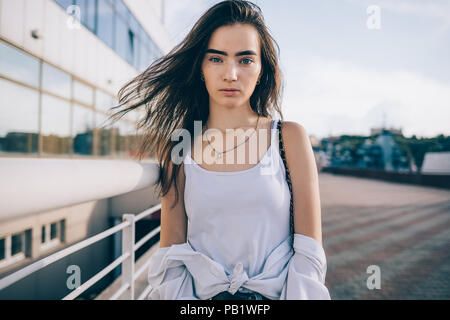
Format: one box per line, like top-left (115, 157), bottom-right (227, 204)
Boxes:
top-left (163, 0), bottom-right (450, 139)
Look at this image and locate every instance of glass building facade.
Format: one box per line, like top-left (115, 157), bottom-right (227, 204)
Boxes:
top-left (54, 0), bottom-right (162, 71)
top-left (0, 0), bottom-right (163, 159)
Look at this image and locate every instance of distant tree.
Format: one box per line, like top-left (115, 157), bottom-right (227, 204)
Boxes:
top-left (393, 135), bottom-right (440, 173)
top-left (435, 134), bottom-right (450, 151)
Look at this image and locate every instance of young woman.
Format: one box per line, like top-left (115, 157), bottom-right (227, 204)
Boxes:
top-left (110, 0), bottom-right (330, 300)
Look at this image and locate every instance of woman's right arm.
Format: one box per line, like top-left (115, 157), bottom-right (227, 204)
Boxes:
top-left (159, 161), bottom-right (188, 248)
top-left (147, 162), bottom-right (199, 299)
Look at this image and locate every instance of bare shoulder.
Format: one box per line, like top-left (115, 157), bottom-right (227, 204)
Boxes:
top-left (280, 120), bottom-right (317, 182)
top-left (280, 121), bottom-right (310, 149)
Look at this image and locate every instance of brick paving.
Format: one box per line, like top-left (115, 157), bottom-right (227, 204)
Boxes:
top-left (319, 173), bottom-right (450, 299)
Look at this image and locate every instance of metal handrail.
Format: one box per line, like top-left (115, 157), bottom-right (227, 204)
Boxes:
top-left (63, 252), bottom-right (131, 300)
top-left (0, 220), bottom-right (131, 291)
top-left (135, 226), bottom-right (161, 252)
top-left (0, 203), bottom-right (162, 300)
top-left (110, 283), bottom-right (130, 300)
top-left (137, 284), bottom-right (153, 300)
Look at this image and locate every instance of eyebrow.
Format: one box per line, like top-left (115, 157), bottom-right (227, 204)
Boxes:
top-left (205, 49), bottom-right (258, 56)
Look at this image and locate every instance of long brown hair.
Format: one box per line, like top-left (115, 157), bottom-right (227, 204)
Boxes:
top-left (108, 0), bottom-right (285, 208)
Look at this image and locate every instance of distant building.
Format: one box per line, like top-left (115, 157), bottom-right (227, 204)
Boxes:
top-left (320, 127), bottom-right (410, 172)
top-left (371, 127), bottom-right (403, 136)
top-left (421, 152), bottom-right (450, 174)
top-left (374, 130), bottom-right (395, 171)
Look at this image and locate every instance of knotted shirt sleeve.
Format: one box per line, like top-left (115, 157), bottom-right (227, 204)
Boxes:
top-left (280, 233), bottom-right (331, 300)
top-left (146, 245), bottom-right (199, 300)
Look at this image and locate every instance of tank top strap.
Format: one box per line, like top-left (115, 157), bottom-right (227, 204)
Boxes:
top-left (270, 119), bottom-right (277, 136)
top-left (270, 119), bottom-right (279, 156)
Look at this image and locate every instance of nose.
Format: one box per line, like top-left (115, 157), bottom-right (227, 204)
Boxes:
top-left (223, 61), bottom-right (238, 82)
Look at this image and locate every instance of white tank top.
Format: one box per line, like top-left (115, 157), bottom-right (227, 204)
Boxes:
top-left (182, 119), bottom-right (291, 281)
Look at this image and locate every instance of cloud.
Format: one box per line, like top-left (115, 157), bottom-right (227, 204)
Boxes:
top-left (345, 0), bottom-right (450, 19)
top-left (344, 0), bottom-right (450, 39)
top-left (164, 0), bottom-right (222, 43)
top-left (283, 56), bottom-right (450, 139)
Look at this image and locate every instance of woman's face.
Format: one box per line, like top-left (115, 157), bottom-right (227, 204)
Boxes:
top-left (201, 23), bottom-right (262, 109)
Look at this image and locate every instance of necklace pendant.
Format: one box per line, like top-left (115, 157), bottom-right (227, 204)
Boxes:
top-left (216, 152), bottom-right (222, 159)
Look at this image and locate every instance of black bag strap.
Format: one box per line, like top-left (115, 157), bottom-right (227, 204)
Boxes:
top-left (277, 120), bottom-right (295, 247)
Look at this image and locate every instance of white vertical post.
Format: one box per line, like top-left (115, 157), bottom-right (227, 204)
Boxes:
top-left (122, 214), bottom-right (135, 300)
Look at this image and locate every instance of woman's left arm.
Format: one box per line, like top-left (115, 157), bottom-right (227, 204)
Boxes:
top-left (279, 121), bottom-right (330, 299)
top-left (282, 121), bottom-right (323, 246)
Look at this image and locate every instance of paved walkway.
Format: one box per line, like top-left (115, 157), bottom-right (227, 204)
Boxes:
top-left (319, 173), bottom-right (450, 299)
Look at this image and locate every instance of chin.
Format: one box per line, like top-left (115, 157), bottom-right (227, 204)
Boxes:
top-left (212, 96), bottom-right (238, 105)
top-left (221, 100), bottom-right (244, 108)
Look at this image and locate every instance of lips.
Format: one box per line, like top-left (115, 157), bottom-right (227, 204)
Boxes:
top-left (220, 89), bottom-right (239, 96)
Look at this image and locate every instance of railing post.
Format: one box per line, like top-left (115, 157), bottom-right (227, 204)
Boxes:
top-left (122, 214), bottom-right (135, 300)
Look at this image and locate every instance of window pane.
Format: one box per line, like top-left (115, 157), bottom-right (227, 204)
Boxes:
top-left (0, 40), bottom-right (40, 87)
top-left (139, 41), bottom-right (149, 71)
top-left (73, 104), bottom-right (94, 155)
top-left (95, 90), bottom-right (115, 113)
top-left (41, 226), bottom-right (46, 243)
top-left (74, 0), bottom-right (96, 32)
top-left (133, 35), bottom-right (140, 69)
top-left (122, 109), bottom-right (136, 122)
top-left (85, 0), bottom-right (97, 32)
top-left (96, 112), bottom-right (113, 156)
top-left (129, 14), bottom-right (140, 36)
top-left (41, 94), bottom-right (71, 154)
top-left (115, 15), bottom-right (133, 64)
top-left (73, 80), bottom-right (93, 105)
top-left (11, 233), bottom-right (23, 256)
top-left (115, 0), bottom-right (129, 22)
top-left (148, 39), bottom-right (156, 62)
top-left (42, 63), bottom-right (71, 99)
top-left (137, 24), bottom-right (146, 46)
top-left (74, 0), bottom-right (87, 26)
top-left (116, 121), bottom-right (136, 157)
top-left (54, 0), bottom-right (74, 10)
top-left (0, 78), bottom-right (39, 154)
top-left (149, 39), bottom-right (162, 61)
top-left (50, 223), bottom-right (57, 240)
top-left (97, 0), bottom-right (115, 49)
top-left (0, 238), bottom-right (5, 260)
top-left (128, 30), bottom-right (135, 66)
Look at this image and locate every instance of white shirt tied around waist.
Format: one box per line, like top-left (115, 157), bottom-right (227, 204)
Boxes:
top-left (147, 119), bottom-right (331, 300)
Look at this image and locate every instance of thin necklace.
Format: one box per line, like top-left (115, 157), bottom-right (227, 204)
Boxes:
top-left (204, 115), bottom-right (260, 160)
